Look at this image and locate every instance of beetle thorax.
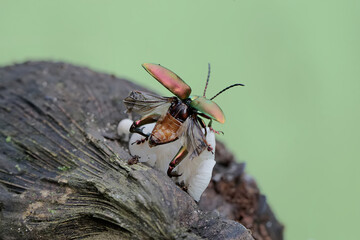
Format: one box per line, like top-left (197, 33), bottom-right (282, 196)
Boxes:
top-left (168, 98), bottom-right (191, 123)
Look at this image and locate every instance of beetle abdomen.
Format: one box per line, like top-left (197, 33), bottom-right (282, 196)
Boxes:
top-left (149, 113), bottom-right (182, 146)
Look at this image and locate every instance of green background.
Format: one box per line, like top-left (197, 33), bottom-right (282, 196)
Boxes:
top-left (1, 1), bottom-right (359, 239)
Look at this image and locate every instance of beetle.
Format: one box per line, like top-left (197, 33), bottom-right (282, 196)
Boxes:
top-left (123, 63), bottom-right (243, 177)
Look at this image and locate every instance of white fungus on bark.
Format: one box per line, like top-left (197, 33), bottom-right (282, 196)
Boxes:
top-left (117, 118), bottom-right (133, 141)
top-left (117, 119), bottom-right (216, 201)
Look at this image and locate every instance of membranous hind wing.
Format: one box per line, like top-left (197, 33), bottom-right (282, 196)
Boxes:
top-left (124, 91), bottom-right (174, 118)
top-left (180, 115), bottom-right (208, 160)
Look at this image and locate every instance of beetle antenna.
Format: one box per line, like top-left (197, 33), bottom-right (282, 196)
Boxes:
top-left (210, 83), bottom-right (244, 100)
top-left (203, 63), bottom-right (211, 97)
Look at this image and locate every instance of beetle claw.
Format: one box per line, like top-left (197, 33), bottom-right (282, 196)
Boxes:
top-left (127, 155), bottom-right (140, 165)
top-left (207, 144), bottom-right (214, 154)
top-left (209, 127), bottom-right (224, 135)
top-left (170, 171), bottom-right (182, 178)
top-left (176, 181), bottom-right (188, 192)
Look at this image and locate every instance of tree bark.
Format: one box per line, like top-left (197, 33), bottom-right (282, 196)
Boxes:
top-left (0, 61), bottom-right (254, 240)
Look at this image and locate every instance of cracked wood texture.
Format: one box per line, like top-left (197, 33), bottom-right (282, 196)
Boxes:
top-left (0, 61), bottom-right (254, 240)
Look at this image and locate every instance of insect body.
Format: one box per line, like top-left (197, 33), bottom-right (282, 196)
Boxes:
top-left (124, 63), bottom-right (243, 177)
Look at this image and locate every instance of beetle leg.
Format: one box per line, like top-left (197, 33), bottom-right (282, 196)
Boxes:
top-left (127, 155), bottom-right (140, 165)
top-left (200, 136), bottom-right (214, 154)
top-left (207, 118), bottom-right (224, 135)
top-left (204, 138), bottom-right (214, 153)
top-left (208, 118), bottom-right (213, 128)
top-left (207, 144), bottom-right (214, 153)
top-left (167, 145), bottom-right (188, 178)
top-left (198, 112), bottom-right (222, 134)
top-left (130, 114), bottom-right (158, 137)
top-left (131, 136), bottom-right (149, 145)
top-left (210, 128), bottom-right (224, 135)
top-left (176, 181), bottom-right (188, 192)
top-left (197, 117), bottom-right (207, 136)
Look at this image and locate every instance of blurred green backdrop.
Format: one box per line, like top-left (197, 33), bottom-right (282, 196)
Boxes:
top-left (1, 0), bottom-right (359, 239)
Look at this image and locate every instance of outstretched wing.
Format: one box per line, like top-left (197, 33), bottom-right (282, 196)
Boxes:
top-left (179, 115), bottom-right (208, 160)
top-left (123, 91), bottom-right (174, 117)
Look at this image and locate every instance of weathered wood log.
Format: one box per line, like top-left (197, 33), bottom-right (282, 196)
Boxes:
top-left (0, 61), bottom-right (255, 240)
